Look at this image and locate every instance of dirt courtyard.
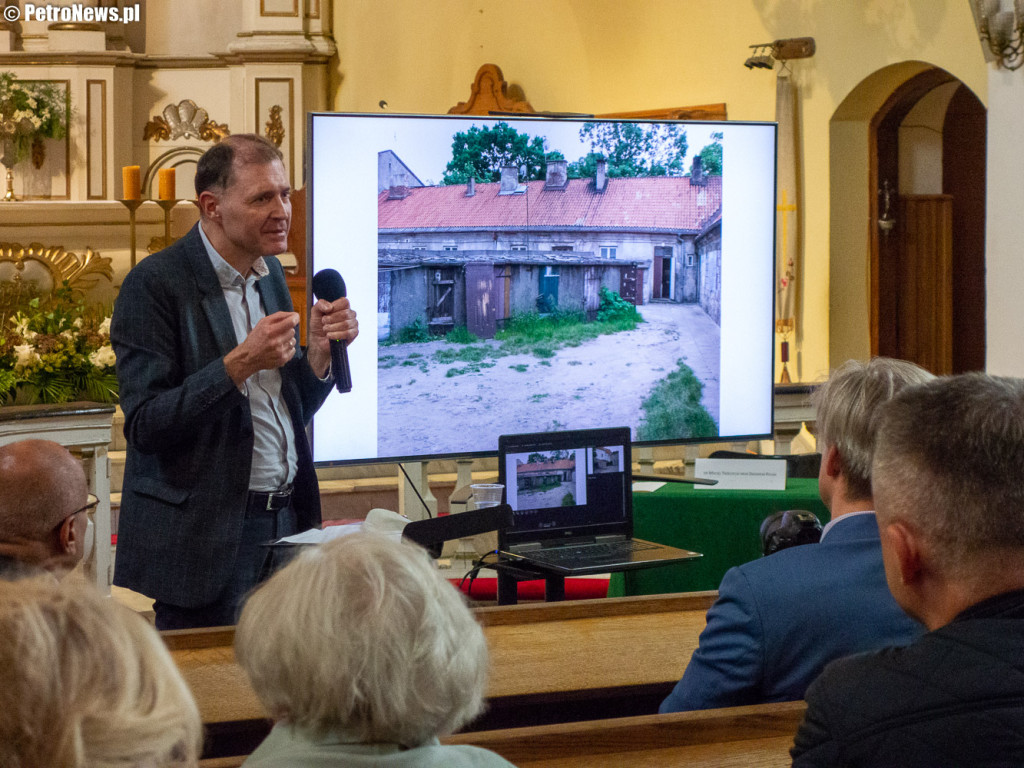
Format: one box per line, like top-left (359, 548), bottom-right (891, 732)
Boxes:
top-left (376, 302), bottom-right (720, 457)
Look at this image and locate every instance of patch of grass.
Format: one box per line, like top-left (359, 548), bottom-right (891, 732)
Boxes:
top-left (529, 393), bottom-right (550, 402)
top-left (445, 326), bottom-right (478, 344)
top-left (445, 361), bottom-right (496, 378)
top-left (638, 360), bottom-right (718, 441)
top-left (433, 345), bottom-right (497, 365)
top-left (510, 364), bottom-right (529, 372)
top-left (396, 319), bottom-right (431, 344)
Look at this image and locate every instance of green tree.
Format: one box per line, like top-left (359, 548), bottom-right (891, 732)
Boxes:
top-left (568, 122), bottom-right (688, 178)
top-left (697, 131), bottom-right (723, 176)
top-left (442, 122), bottom-right (549, 185)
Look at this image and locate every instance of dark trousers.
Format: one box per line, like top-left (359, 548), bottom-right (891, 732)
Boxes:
top-left (153, 503), bottom-right (297, 631)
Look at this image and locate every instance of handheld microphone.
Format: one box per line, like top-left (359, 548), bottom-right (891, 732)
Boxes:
top-left (311, 268), bottom-right (353, 394)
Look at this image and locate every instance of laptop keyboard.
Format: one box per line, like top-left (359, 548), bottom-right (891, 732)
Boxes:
top-left (524, 539), bottom-right (660, 565)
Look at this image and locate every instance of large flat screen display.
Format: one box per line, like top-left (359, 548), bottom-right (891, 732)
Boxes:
top-left (308, 113), bottom-right (776, 464)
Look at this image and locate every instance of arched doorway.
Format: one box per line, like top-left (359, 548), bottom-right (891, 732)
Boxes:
top-left (830, 63), bottom-right (986, 374)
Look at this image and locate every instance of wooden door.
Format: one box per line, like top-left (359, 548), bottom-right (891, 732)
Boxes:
top-left (899, 195), bottom-right (953, 374)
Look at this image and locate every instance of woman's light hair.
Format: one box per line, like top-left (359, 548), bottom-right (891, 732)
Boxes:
top-left (811, 357), bottom-right (933, 499)
top-left (0, 577), bottom-right (202, 768)
top-left (236, 532), bottom-right (489, 746)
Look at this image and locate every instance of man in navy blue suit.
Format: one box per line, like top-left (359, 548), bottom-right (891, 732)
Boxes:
top-left (659, 357), bottom-right (930, 713)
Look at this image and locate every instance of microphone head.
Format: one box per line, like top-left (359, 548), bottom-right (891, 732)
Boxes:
top-left (312, 268), bottom-right (347, 301)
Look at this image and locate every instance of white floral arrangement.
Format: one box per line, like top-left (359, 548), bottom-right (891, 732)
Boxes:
top-left (0, 283), bottom-right (117, 406)
top-left (0, 72), bottom-right (70, 167)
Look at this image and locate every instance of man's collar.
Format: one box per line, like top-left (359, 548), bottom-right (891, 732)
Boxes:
top-left (819, 509), bottom-right (876, 541)
top-left (198, 221), bottom-right (269, 285)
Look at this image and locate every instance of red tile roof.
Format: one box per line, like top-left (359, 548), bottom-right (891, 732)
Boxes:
top-left (516, 459), bottom-right (577, 474)
top-left (378, 176), bottom-right (722, 234)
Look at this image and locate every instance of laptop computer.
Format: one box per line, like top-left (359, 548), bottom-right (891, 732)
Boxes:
top-left (497, 426), bottom-right (702, 576)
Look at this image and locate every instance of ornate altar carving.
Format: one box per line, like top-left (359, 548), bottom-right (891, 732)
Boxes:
top-left (0, 242), bottom-right (113, 294)
top-left (265, 104), bottom-right (285, 147)
top-left (143, 99), bottom-right (231, 143)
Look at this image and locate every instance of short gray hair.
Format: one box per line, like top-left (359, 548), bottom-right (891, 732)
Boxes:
top-left (236, 533), bottom-right (489, 746)
top-left (0, 577), bottom-right (202, 768)
top-left (873, 373), bottom-right (1024, 576)
top-left (812, 358), bottom-right (934, 499)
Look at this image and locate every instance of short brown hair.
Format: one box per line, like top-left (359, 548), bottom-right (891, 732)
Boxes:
top-left (194, 133), bottom-right (283, 196)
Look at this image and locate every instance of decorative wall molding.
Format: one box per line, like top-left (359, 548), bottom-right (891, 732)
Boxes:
top-left (143, 99), bottom-right (230, 143)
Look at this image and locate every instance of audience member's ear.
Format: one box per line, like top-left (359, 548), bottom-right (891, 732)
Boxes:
top-left (822, 444), bottom-right (843, 480)
top-left (57, 513), bottom-right (88, 566)
top-left (883, 521), bottom-right (923, 586)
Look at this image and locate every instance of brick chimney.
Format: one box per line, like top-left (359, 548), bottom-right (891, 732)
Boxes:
top-left (466, 177), bottom-right (475, 197)
top-left (545, 159), bottom-right (569, 190)
top-left (386, 185), bottom-right (410, 199)
top-left (689, 156), bottom-right (706, 187)
top-left (595, 159), bottom-right (608, 193)
top-left (499, 166), bottom-right (520, 195)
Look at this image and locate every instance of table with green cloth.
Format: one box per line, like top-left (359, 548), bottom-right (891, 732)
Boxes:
top-left (608, 477), bottom-right (830, 597)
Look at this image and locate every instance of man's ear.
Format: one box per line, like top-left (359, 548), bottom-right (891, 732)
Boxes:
top-left (198, 190), bottom-right (219, 221)
top-left (883, 521), bottom-right (923, 586)
top-left (57, 515), bottom-right (80, 558)
top-left (823, 444), bottom-right (843, 480)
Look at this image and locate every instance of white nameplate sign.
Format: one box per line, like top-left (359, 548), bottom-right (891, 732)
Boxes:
top-left (694, 458), bottom-right (788, 491)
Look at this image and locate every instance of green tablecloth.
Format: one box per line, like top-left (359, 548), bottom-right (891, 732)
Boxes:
top-left (608, 477), bottom-right (830, 596)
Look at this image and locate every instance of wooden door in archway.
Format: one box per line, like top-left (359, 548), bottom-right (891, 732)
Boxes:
top-left (870, 72), bottom-right (986, 374)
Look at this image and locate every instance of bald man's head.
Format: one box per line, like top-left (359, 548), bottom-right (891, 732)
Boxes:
top-left (0, 440), bottom-right (89, 571)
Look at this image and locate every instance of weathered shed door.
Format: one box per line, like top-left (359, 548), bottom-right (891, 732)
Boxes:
top-left (538, 265), bottom-right (559, 313)
top-left (429, 267), bottom-right (455, 327)
top-left (584, 267), bottom-right (601, 321)
top-left (620, 265), bottom-right (639, 304)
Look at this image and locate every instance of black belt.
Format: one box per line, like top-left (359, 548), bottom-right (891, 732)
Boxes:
top-left (246, 486), bottom-right (293, 514)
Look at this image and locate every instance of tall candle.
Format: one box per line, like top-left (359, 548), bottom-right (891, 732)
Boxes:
top-left (122, 165), bottom-right (141, 200)
top-left (157, 168), bottom-right (176, 201)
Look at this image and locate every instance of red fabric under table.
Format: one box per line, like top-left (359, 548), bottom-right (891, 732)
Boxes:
top-left (450, 577), bottom-right (609, 601)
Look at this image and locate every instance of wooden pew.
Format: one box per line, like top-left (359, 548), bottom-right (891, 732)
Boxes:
top-left (198, 702), bottom-right (806, 768)
top-left (168, 591), bottom-right (716, 758)
top-left (444, 701), bottom-right (807, 767)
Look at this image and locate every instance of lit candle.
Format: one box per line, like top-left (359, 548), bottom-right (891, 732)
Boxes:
top-left (158, 168), bottom-right (176, 201)
top-left (122, 165), bottom-right (141, 200)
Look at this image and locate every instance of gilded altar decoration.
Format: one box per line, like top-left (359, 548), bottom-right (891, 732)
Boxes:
top-left (0, 242), bottom-right (113, 293)
top-left (143, 99), bottom-right (231, 143)
top-left (0, 73), bottom-right (70, 170)
top-left (265, 104), bottom-right (285, 148)
top-left (0, 281), bottom-right (117, 406)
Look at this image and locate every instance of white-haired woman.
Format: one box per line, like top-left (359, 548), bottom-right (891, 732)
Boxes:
top-left (0, 576), bottom-right (202, 767)
top-left (236, 532), bottom-right (516, 767)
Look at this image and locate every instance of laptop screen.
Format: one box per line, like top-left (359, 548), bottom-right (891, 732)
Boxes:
top-left (498, 427), bottom-right (633, 547)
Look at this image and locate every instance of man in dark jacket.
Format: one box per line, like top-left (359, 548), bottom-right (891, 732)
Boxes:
top-left (111, 134), bottom-right (358, 629)
top-left (792, 372), bottom-right (1024, 767)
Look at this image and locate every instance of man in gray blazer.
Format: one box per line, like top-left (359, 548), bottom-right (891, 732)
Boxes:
top-left (111, 134), bottom-right (358, 629)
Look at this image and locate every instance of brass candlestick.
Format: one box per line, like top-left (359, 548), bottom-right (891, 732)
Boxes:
top-left (2, 166), bottom-right (15, 202)
top-left (155, 198), bottom-right (179, 249)
top-left (118, 198), bottom-right (144, 268)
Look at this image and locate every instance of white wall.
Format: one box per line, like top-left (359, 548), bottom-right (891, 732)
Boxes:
top-left (985, 68), bottom-right (1024, 375)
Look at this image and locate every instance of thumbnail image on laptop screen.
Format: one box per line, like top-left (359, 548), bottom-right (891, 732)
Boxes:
top-left (502, 442), bottom-right (629, 538)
